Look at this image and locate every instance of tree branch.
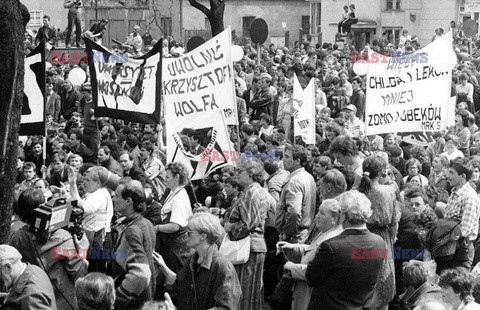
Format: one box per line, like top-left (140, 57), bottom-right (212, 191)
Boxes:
top-left (188, 0), bottom-right (210, 17)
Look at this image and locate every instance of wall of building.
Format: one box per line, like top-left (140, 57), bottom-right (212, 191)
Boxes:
top-left (415, 0), bottom-right (456, 45)
top-left (319, 0), bottom-right (458, 47)
top-left (23, 0), bottom-right (67, 32)
top-left (183, 0), bottom-right (310, 46)
top-left (23, 0), bottom-right (181, 48)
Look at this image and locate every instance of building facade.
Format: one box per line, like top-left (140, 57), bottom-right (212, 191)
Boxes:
top-left (307, 0), bottom-right (479, 47)
top-left (23, 0), bottom-right (182, 47)
top-left (182, 0), bottom-right (311, 47)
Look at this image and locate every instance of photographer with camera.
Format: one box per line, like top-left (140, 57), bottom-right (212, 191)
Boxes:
top-left (67, 165), bottom-right (114, 272)
top-left (9, 188), bottom-right (89, 309)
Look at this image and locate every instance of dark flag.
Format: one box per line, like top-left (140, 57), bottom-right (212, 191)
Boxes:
top-left (21, 40), bottom-right (46, 135)
top-left (85, 38), bottom-right (163, 124)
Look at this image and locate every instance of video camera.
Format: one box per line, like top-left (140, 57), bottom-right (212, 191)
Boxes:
top-left (29, 197), bottom-right (84, 242)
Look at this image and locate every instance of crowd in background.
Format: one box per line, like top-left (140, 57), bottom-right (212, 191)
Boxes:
top-left (6, 10), bottom-right (480, 310)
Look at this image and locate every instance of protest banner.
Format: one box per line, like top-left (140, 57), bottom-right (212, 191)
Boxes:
top-left (85, 38), bottom-right (162, 124)
top-left (166, 109), bottom-right (235, 180)
top-left (359, 32), bottom-right (456, 136)
top-left (293, 74), bottom-right (316, 144)
top-left (162, 27), bottom-right (237, 125)
top-left (21, 40), bottom-right (46, 136)
top-left (398, 96), bottom-right (457, 146)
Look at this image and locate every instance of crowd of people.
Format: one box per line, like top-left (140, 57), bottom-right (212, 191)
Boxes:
top-left (7, 5), bottom-right (480, 310)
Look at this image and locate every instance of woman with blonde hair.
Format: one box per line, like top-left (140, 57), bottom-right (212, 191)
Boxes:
top-left (153, 212), bottom-right (241, 309)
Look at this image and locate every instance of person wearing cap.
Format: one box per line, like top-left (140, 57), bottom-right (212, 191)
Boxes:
top-left (305, 191), bottom-right (387, 310)
top-left (342, 104), bottom-right (365, 140)
top-left (87, 18), bottom-right (108, 44)
top-left (125, 25), bottom-right (143, 55)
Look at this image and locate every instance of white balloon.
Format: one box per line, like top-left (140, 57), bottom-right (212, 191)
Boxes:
top-left (231, 45), bottom-right (244, 62)
top-left (352, 60), bottom-right (369, 76)
top-left (69, 67), bottom-right (86, 86)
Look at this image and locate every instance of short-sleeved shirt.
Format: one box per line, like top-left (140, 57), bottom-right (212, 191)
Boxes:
top-left (82, 187), bottom-right (113, 233)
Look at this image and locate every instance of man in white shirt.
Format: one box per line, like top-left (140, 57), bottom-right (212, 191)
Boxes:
top-left (125, 25), bottom-right (143, 55)
top-left (342, 104), bottom-right (365, 140)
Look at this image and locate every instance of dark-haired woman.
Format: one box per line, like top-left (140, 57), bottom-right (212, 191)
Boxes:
top-left (448, 110), bottom-right (471, 157)
top-left (153, 162), bottom-right (193, 298)
top-left (359, 155), bottom-right (400, 310)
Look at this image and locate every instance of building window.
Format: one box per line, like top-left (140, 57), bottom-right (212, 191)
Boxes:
top-left (161, 17), bottom-right (172, 36)
top-left (242, 16), bottom-right (256, 37)
top-left (301, 16), bottom-right (310, 35)
top-left (310, 3), bottom-right (321, 34)
top-left (383, 28), bottom-right (401, 46)
top-left (29, 10), bottom-right (43, 27)
top-left (386, 0), bottom-right (401, 10)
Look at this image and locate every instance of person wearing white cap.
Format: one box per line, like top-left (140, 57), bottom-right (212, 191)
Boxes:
top-left (124, 25), bottom-right (143, 55)
top-left (342, 104), bottom-right (365, 140)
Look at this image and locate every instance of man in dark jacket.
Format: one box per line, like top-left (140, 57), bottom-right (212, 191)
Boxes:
top-left (351, 76), bottom-right (366, 121)
top-left (306, 191), bottom-right (386, 310)
top-left (242, 76), bottom-right (260, 116)
top-left (35, 15), bottom-right (56, 46)
top-left (59, 80), bottom-right (80, 120)
top-left (249, 75), bottom-right (273, 121)
top-left (68, 129), bottom-right (95, 163)
top-left (119, 151), bottom-right (151, 188)
top-left (25, 140), bottom-right (52, 177)
top-left (98, 146), bottom-right (123, 176)
top-left (112, 178), bottom-right (156, 310)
